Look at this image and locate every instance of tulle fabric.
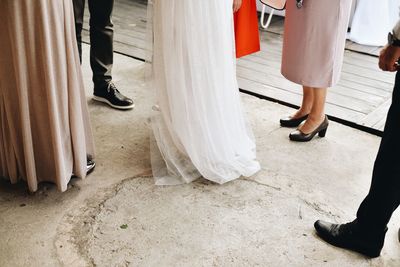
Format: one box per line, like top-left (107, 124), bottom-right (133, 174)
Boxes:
top-left (146, 0), bottom-right (261, 185)
top-left (349, 0), bottom-right (400, 46)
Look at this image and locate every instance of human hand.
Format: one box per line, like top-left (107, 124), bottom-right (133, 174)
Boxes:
top-left (379, 45), bottom-right (400, 72)
top-left (233, 0), bottom-right (242, 13)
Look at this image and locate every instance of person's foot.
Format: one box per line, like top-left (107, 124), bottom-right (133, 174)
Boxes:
top-left (292, 109), bottom-right (311, 119)
top-left (314, 220), bottom-right (386, 258)
top-left (289, 115), bottom-right (329, 142)
top-left (280, 113), bottom-right (309, 128)
top-left (298, 114), bottom-right (326, 134)
top-left (87, 158), bottom-right (96, 175)
top-left (280, 108), bottom-right (311, 128)
top-left (93, 82), bottom-right (134, 110)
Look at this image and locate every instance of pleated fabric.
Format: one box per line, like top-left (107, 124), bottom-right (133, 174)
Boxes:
top-left (148, 0), bottom-right (261, 185)
top-left (281, 0), bottom-right (353, 88)
top-left (0, 0), bottom-right (95, 192)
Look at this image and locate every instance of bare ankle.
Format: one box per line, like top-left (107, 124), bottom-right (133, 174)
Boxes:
top-left (293, 109), bottom-right (311, 118)
top-left (308, 114), bottom-right (325, 123)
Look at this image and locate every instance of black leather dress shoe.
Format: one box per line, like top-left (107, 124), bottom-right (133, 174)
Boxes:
top-left (289, 116), bottom-right (329, 142)
top-left (280, 114), bottom-right (309, 128)
top-left (314, 220), bottom-right (386, 258)
top-left (87, 158), bottom-right (96, 175)
top-left (93, 82), bottom-right (134, 110)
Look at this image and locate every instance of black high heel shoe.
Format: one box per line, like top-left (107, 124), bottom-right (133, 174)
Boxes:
top-left (280, 114), bottom-right (309, 128)
top-left (289, 116), bottom-right (329, 142)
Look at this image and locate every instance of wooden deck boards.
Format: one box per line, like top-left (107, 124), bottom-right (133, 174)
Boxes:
top-left (82, 0), bottom-right (395, 132)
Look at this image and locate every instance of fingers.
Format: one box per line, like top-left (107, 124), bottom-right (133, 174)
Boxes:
top-left (233, 3), bottom-right (239, 12)
top-left (388, 57), bottom-right (399, 71)
top-left (387, 64), bottom-right (398, 72)
top-left (233, 0), bottom-right (242, 13)
top-left (379, 47), bottom-right (387, 56)
top-left (380, 60), bottom-right (398, 72)
top-left (379, 53), bottom-right (385, 70)
top-left (379, 46), bottom-right (400, 72)
top-left (379, 57), bottom-right (397, 72)
top-left (379, 52), bottom-right (388, 70)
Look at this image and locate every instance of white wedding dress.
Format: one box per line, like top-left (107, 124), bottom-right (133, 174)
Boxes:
top-left (147, 0), bottom-right (261, 185)
top-left (349, 0), bottom-right (400, 46)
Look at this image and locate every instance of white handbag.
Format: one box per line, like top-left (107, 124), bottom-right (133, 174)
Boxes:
top-left (259, 0), bottom-right (304, 29)
top-left (259, 0), bottom-right (287, 11)
top-left (259, 0), bottom-right (287, 29)
top-left (259, 0), bottom-right (304, 10)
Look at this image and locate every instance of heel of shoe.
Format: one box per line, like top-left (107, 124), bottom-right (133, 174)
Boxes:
top-left (318, 128), bottom-right (328, 138)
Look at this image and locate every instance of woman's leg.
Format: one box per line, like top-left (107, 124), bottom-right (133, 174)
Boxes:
top-left (292, 86), bottom-right (314, 118)
top-left (299, 87), bottom-right (327, 133)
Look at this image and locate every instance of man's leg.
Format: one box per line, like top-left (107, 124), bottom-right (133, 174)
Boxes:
top-left (356, 71), bottom-right (400, 234)
top-left (72, 0), bottom-right (85, 63)
top-left (88, 0), bottom-right (114, 89)
top-left (87, 0), bottom-right (133, 110)
top-left (314, 71), bottom-right (400, 258)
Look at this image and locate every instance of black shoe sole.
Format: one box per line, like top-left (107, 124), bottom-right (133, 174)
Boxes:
top-left (93, 96), bottom-right (135, 110)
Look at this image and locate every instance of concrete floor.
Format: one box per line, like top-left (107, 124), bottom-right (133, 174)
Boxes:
top-left (1, 45), bottom-right (400, 267)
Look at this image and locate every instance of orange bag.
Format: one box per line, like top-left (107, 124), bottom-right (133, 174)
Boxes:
top-left (234, 0), bottom-right (261, 58)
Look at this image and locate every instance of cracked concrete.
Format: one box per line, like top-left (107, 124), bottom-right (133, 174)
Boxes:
top-left (1, 45), bottom-right (400, 266)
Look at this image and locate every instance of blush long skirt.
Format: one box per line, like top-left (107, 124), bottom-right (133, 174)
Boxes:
top-left (281, 0), bottom-right (353, 88)
top-left (0, 0), bottom-right (95, 192)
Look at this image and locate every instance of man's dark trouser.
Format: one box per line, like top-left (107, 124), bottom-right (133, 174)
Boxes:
top-left (356, 71), bottom-right (400, 237)
top-left (73, 0), bottom-right (114, 92)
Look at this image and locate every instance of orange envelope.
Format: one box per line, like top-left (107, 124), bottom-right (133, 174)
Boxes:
top-left (234, 0), bottom-right (261, 58)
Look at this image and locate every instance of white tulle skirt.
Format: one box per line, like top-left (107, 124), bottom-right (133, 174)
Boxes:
top-left (147, 0), bottom-right (261, 185)
top-left (349, 0), bottom-right (400, 46)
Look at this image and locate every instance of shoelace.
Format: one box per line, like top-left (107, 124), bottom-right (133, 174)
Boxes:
top-left (106, 82), bottom-right (120, 94)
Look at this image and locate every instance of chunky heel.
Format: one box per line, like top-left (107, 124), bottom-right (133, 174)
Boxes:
top-left (289, 116), bottom-right (329, 142)
top-left (318, 128), bottom-right (328, 138)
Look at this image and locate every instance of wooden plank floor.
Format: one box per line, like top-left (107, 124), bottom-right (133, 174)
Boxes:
top-left (82, 0), bottom-right (395, 132)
